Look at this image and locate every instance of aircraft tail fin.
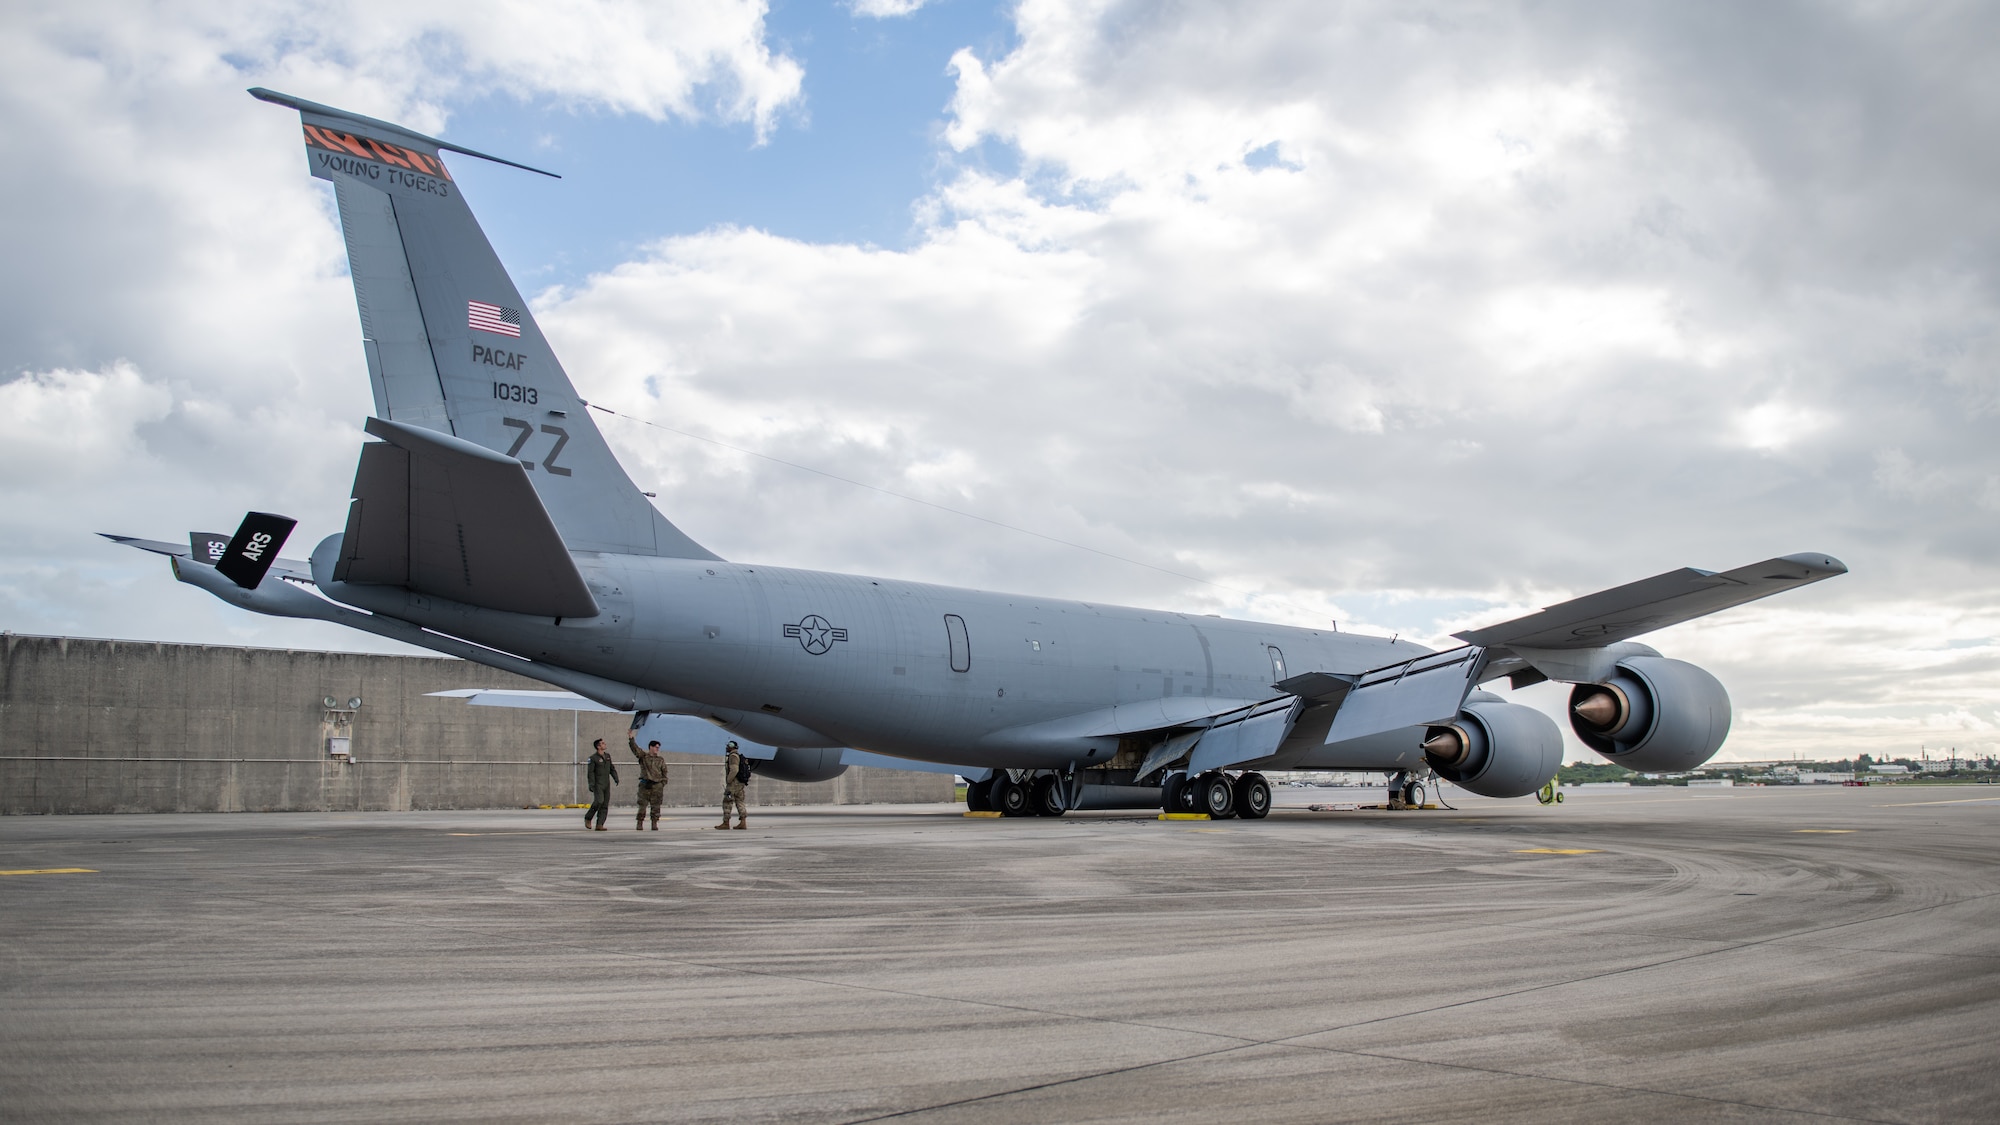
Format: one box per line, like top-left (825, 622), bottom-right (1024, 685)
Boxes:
top-left (251, 88), bottom-right (716, 561)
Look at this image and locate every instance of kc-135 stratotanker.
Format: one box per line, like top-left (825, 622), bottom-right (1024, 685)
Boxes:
top-left (109, 90), bottom-right (1845, 819)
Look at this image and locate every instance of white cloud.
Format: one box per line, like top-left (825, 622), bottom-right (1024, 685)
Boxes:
top-left (850, 0), bottom-right (934, 17)
top-left (0, 365), bottom-right (172, 483)
top-left (1734, 400), bottom-right (1830, 453)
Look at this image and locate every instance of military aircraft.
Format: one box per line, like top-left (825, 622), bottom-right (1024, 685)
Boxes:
top-left (107, 90), bottom-right (1846, 819)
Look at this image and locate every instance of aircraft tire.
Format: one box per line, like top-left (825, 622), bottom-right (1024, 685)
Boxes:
top-left (1196, 772), bottom-right (1236, 819)
top-left (966, 778), bottom-right (994, 812)
top-left (1234, 773), bottom-right (1272, 820)
top-left (1031, 774), bottom-right (1068, 817)
top-left (993, 776), bottom-right (1031, 817)
top-left (1161, 773), bottom-right (1193, 814)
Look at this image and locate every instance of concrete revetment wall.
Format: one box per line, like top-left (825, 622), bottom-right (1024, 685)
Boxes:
top-left (0, 634), bottom-right (954, 815)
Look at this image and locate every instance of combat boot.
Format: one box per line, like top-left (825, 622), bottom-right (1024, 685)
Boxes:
top-left (733, 818), bottom-right (746, 829)
top-left (714, 819), bottom-right (730, 829)
top-left (635, 818), bottom-right (645, 830)
top-left (650, 818), bottom-right (660, 831)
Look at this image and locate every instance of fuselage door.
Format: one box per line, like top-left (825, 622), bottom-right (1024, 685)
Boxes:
top-left (945, 614), bottom-right (971, 673)
top-left (1267, 645), bottom-right (1287, 685)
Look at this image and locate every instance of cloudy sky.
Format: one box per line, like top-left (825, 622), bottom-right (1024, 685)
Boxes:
top-left (4, 0), bottom-right (1995, 763)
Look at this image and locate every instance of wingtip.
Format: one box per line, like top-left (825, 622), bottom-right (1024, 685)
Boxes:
top-left (1778, 552), bottom-right (1848, 576)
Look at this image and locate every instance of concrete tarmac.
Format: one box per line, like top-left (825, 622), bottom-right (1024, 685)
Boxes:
top-left (1, 786), bottom-right (1996, 1123)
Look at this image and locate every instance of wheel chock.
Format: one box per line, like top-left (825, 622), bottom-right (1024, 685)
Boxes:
top-left (963, 811), bottom-right (1004, 818)
top-left (1159, 812), bottom-right (1211, 821)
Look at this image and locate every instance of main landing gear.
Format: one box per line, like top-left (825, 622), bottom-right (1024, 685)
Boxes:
top-left (964, 769), bottom-right (1272, 819)
top-left (969, 772), bottom-right (1065, 817)
top-left (1160, 770), bottom-right (1272, 820)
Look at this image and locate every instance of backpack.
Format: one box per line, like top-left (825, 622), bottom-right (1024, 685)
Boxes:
top-left (734, 756), bottom-right (753, 785)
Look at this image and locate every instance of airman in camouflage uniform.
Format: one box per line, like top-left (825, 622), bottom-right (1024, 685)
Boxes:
top-left (584, 739), bottom-right (619, 830)
top-left (629, 734), bottom-right (669, 830)
top-left (716, 740), bottom-right (748, 830)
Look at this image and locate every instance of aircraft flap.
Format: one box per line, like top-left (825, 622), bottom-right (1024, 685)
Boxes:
top-left (336, 416), bottom-right (599, 618)
top-left (1135, 729), bottom-right (1205, 783)
top-left (1454, 553), bottom-right (1847, 650)
top-left (1321, 646), bottom-right (1484, 745)
top-left (1186, 697), bottom-right (1303, 776)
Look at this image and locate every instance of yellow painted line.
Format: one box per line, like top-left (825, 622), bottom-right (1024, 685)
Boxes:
top-left (1159, 813), bottom-right (1211, 821)
top-left (0, 868), bottom-right (98, 876)
top-left (1514, 848), bottom-right (1601, 855)
top-left (1877, 796), bottom-right (2000, 807)
top-left (1560, 796), bottom-right (1740, 805)
top-left (1794, 829), bottom-right (1855, 833)
top-left (962, 811), bottom-right (1004, 818)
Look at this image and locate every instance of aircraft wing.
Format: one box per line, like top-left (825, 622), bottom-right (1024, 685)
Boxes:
top-left (426, 688), bottom-right (622, 713)
top-left (1453, 552), bottom-right (1846, 650)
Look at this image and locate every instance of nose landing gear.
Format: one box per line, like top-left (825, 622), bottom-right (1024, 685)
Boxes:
top-left (1385, 769), bottom-right (1441, 810)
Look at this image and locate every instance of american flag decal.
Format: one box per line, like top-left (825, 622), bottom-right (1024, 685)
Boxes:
top-left (468, 300), bottom-right (522, 337)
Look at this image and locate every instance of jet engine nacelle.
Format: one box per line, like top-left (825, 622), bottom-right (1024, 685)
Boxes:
top-left (754, 747), bottom-right (848, 784)
top-left (1422, 694), bottom-right (1564, 798)
top-left (1568, 656), bottom-right (1731, 773)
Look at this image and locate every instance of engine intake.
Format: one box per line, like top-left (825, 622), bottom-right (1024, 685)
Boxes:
top-left (1568, 656), bottom-right (1730, 773)
top-left (1422, 694), bottom-right (1563, 798)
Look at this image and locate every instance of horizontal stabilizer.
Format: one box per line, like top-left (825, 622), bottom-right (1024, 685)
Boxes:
top-left (1454, 553), bottom-right (1848, 650)
top-left (1321, 646), bottom-right (1484, 745)
top-left (248, 88), bottom-right (558, 177)
top-left (100, 533), bottom-right (311, 583)
top-left (335, 416), bottom-right (598, 618)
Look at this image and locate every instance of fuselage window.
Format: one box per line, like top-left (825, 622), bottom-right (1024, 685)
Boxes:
top-left (1268, 645), bottom-right (1286, 683)
top-left (945, 614), bottom-right (971, 673)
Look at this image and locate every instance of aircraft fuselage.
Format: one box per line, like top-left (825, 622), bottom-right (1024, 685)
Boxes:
top-left (322, 550), bottom-right (1419, 770)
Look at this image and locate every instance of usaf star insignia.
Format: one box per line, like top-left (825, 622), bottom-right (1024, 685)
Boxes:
top-left (783, 614), bottom-right (848, 655)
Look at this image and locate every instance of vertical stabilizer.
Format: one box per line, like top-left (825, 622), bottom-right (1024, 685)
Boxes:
top-left (251, 88), bottom-right (716, 561)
